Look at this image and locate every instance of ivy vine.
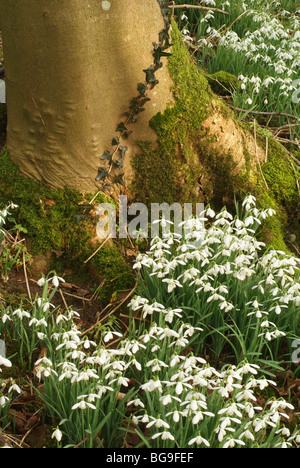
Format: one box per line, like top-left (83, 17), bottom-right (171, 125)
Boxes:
top-left (95, 0), bottom-right (172, 192)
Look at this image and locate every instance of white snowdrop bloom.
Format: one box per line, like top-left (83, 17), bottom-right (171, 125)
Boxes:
top-left (140, 379), bottom-right (163, 393)
top-left (72, 400), bottom-right (96, 411)
top-left (35, 365), bottom-right (58, 380)
top-left (0, 396), bottom-right (9, 407)
top-left (8, 383), bottom-right (21, 394)
top-left (240, 430), bottom-right (255, 441)
top-left (82, 339), bottom-right (97, 349)
top-left (37, 277), bottom-right (46, 287)
top-left (29, 318), bottom-right (48, 327)
top-left (52, 428), bottom-right (63, 442)
top-left (1, 313), bottom-right (11, 324)
top-left (188, 435), bottom-right (210, 447)
top-left (159, 394), bottom-right (181, 406)
top-left (162, 278), bottom-right (183, 293)
top-left (51, 275), bottom-right (65, 288)
top-left (12, 309), bottom-right (31, 320)
top-left (37, 332), bottom-right (46, 340)
top-left (35, 357), bottom-right (53, 367)
top-left (0, 355), bottom-right (12, 368)
top-left (147, 417), bottom-right (170, 430)
top-left (223, 437), bottom-right (245, 448)
top-left (103, 331), bottom-right (123, 343)
top-left (152, 431), bottom-right (175, 441)
top-left (127, 398), bottom-right (145, 409)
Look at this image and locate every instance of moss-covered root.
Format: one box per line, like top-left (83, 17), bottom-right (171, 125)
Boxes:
top-left (131, 21), bottom-right (299, 253)
top-left (0, 148), bottom-right (135, 301)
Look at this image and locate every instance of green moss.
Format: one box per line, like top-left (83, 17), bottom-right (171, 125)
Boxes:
top-left (0, 148), bottom-right (83, 254)
top-left (257, 138), bottom-right (300, 252)
top-left (131, 22), bottom-right (299, 253)
top-left (0, 148), bottom-right (134, 302)
top-left (131, 21), bottom-right (213, 205)
top-left (90, 243), bottom-right (135, 303)
top-left (206, 71), bottom-right (238, 96)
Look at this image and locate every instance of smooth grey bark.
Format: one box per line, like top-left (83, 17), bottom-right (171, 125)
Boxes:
top-left (0, 0), bottom-right (173, 191)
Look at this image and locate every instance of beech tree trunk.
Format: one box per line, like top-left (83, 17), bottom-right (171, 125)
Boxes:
top-left (0, 0), bottom-right (173, 191)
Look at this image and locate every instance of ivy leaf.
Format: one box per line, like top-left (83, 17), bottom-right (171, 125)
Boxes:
top-left (137, 82), bottom-right (148, 96)
top-left (95, 167), bottom-right (109, 182)
top-left (122, 130), bottom-right (133, 139)
top-left (112, 146), bottom-right (128, 168)
top-left (159, 26), bottom-right (172, 47)
top-left (100, 150), bottom-right (112, 162)
top-left (114, 173), bottom-right (125, 186)
top-left (119, 146), bottom-right (128, 159)
top-left (111, 137), bottom-right (119, 146)
top-left (143, 65), bottom-right (159, 86)
top-left (153, 43), bottom-right (172, 64)
top-left (116, 122), bottom-right (127, 133)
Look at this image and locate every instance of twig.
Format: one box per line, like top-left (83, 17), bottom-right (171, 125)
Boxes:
top-left (273, 123), bottom-right (300, 138)
top-left (80, 283), bottom-right (138, 337)
top-left (19, 425), bottom-right (35, 447)
top-left (61, 290), bottom-right (92, 302)
top-left (73, 434), bottom-right (92, 449)
top-left (281, 147), bottom-right (300, 167)
top-left (235, 107), bottom-right (299, 121)
top-left (83, 235), bottom-right (111, 264)
top-left (59, 288), bottom-right (68, 310)
top-left (98, 283), bottom-right (138, 325)
top-left (88, 190), bottom-right (102, 205)
top-left (171, 4), bottom-right (229, 15)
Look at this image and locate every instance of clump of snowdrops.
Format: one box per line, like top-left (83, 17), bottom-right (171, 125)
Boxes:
top-left (0, 213), bottom-right (298, 447)
top-left (178, 0), bottom-right (300, 136)
top-left (1, 271), bottom-right (299, 448)
top-left (133, 194), bottom-right (300, 367)
top-left (1, 197), bottom-right (299, 448)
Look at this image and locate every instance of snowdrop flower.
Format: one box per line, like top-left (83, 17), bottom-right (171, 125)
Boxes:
top-left (0, 396), bottom-right (9, 407)
top-left (127, 398), bottom-right (145, 408)
top-left (37, 332), bottom-right (47, 340)
top-left (103, 331), bottom-right (123, 343)
top-left (50, 275), bottom-right (65, 288)
top-left (0, 356), bottom-right (12, 368)
top-left (29, 318), bottom-right (48, 327)
top-left (159, 394), bottom-right (181, 406)
top-left (37, 277), bottom-right (46, 287)
top-left (52, 428), bottom-right (63, 442)
top-left (146, 417), bottom-right (170, 430)
top-left (12, 309), bottom-right (31, 320)
top-left (8, 383), bottom-right (21, 394)
top-left (140, 379), bottom-right (163, 393)
top-left (188, 435), bottom-right (210, 446)
top-left (162, 278), bottom-right (183, 293)
top-left (223, 437), bottom-right (245, 448)
top-left (71, 400), bottom-right (96, 411)
top-left (151, 431), bottom-right (175, 441)
top-left (82, 339), bottom-right (97, 349)
top-left (1, 313), bottom-right (11, 324)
